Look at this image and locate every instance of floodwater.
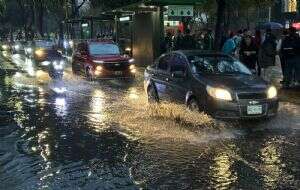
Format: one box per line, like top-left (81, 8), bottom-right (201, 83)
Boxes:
top-left (0, 53), bottom-right (299, 190)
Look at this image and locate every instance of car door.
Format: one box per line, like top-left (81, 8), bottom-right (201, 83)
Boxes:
top-left (152, 54), bottom-right (171, 101)
top-left (166, 53), bottom-right (190, 103)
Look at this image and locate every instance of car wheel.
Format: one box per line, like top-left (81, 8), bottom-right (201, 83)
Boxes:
top-left (147, 85), bottom-right (159, 103)
top-left (187, 98), bottom-right (200, 112)
top-left (86, 68), bottom-right (94, 81)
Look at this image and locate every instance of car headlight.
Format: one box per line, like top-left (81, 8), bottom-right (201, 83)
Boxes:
top-left (2, 45), bottom-right (8, 50)
top-left (60, 60), bottom-right (65, 65)
top-left (96, 66), bottom-right (103, 71)
top-left (129, 64), bottom-right (135, 70)
top-left (14, 45), bottom-right (20, 50)
top-left (129, 58), bottom-right (134, 63)
top-left (35, 49), bottom-right (44, 57)
top-left (26, 48), bottom-right (33, 53)
top-left (69, 40), bottom-right (74, 48)
top-left (53, 61), bottom-right (63, 70)
top-left (206, 85), bottom-right (232, 101)
top-left (267, 86), bottom-right (277, 99)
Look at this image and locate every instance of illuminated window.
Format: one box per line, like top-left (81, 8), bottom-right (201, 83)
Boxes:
top-left (283, 0), bottom-right (297, 12)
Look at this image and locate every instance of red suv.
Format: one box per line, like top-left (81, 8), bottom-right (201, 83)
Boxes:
top-left (72, 40), bottom-right (136, 80)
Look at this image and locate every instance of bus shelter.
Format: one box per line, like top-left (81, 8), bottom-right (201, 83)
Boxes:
top-left (65, 15), bottom-right (115, 40)
top-left (113, 0), bottom-right (200, 66)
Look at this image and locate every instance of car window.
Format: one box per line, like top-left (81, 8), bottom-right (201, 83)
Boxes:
top-left (35, 40), bottom-right (54, 49)
top-left (188, 55), bottom-right (252, 75)
top-left (89, 43), bottom-right (120, 55)
top-left (157, 55), bottom-right (171, 71)
top-left (170, 54), bottom-right (187, 73)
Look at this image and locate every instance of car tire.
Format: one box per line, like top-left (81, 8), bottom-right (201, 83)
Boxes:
top-left (187, 98), bottom-right (200, 112)
top-left (147, 85), bottom-right (159, 103)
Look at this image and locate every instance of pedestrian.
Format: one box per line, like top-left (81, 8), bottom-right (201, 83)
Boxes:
top-left (233, 30), bottom-right (243, 48)
top-left (181, 29), bottom-right (197, 50)
top-left (174, 30), bottom-right (183, 50)
top-left (239, 34), bottom-right (258, 72)
top-left (280, 27), bottom-right (300, 88)
top-left (277, 29), bottom-right (288, 83)
top-left (165, 31), bottom-right (173, 51)
top-left (203, 29), bottom-right (214, 50)
top-left (222, 32), bottom-right (236, 56)
top-left (254, 30), bottom-right (262, 75)
top-left (258, 29), bottom-right (277, 82)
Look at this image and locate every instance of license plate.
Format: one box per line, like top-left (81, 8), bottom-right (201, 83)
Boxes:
top-left (114, 71), bottom-right (122, 75)
top-left (247, 105), bottom-right (263, 115)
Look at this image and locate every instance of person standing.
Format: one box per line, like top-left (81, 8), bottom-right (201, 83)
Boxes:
top-left (254, 30), bottom-right (262, 75)
top-left (239, 34), bottom-right (258, 72)
top-left (258, 29), bottom-right (277, 81)
top-left (222, 32), bottom-right (236, 56)
top-left (174, 30), bottom-right (183, 50)
top-left (181, 29), bottom-right (197, 50)
top-left (277, 29), bottom-right (288, 83)
top-left (280, 27), bottom-right (300, 88)
top-left (203, 29), bottom-right (214, 50)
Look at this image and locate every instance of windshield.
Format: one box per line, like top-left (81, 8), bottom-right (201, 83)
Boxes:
top-left (35, 40), bottom-right (55, 49)
top-left (89, 43), bottom-right (120, 55)
top-left (188, 55), bottom-right (252, 75)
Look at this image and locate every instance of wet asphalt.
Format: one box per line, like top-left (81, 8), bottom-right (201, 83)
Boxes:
top-left (0, 52), bottom-right (299, 190)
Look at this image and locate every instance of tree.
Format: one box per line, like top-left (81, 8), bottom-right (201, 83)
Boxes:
top-left (214, 0), bottom-right (226, 50)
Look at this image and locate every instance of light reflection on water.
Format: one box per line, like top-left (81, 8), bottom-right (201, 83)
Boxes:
top-left (209, 152), bottom-right (237, 189)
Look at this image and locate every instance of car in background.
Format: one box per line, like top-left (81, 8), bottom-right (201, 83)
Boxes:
top-left (144, 50), bottom-right (279, 119)
top-left (11, 41), bottom-right (26, 54)
top-left (31, 40), bottom-right (56, 62)
top-left (24, 41), bottom-right (35, 57)
top-left (0, 41), bottom-right (12, 52)
top-left (72, 40), bottom-right (136, 80)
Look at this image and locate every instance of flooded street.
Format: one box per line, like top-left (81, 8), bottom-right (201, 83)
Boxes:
top-left (0, 53), bottom-right (299, 190)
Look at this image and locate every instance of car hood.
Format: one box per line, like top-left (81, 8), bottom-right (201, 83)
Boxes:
top-left (202, 74), bottom-right (268, 90)
top-left (91, 55), bottom-right (129, 62)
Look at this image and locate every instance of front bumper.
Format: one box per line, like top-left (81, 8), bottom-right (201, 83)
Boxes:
top-left (93, 69), bottom-right (135, 79)
top-left (206, 97), bottom-right (279, 119)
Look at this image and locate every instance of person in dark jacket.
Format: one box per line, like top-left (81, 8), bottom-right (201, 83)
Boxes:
top-left (181, 29), bottom-right (196, 50)
top-left (281, 27), bottom-right (300, 88)
top-left (203, 29), bottom-right (214, 50)
top-left (174, 30), bottom-right (183, 50)
top-left (258, 29), bottom-right (277, 78)
top-left (239, 35), bottom-right (258, 71)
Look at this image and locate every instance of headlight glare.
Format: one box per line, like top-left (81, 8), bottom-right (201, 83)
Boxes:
top-left (267, 86), bottom-right (277, 99)
top-left (129, 64), bottom-right (135, 70)
top-left (96, 66), bottom-right (103, 71)
top-left (129, 58), bottom-right (134, 63)
top-left (35, 49), bottom-right (44, 57)
top-left (206, 86), bottom-right (232, 101)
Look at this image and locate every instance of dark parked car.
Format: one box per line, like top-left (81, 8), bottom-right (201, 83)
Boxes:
top-left (31, 40), bottom-right (57, 63)
top-left (144, 50), bottom-right (279, 119)
top-left (72, 40), bottom-right (136, 80)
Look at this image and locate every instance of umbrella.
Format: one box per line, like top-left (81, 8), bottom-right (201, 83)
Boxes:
top-left (258, 22), bottom-right (284, 30)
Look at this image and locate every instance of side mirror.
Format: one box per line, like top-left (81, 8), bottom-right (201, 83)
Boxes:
top-left (171, 71), bottom-right (185, 78)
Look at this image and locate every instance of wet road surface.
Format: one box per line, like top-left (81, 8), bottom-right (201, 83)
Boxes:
top-left (0, 52), bottom-right (299, 190)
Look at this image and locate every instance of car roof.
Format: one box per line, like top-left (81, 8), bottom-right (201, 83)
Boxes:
top-left (174, 50), bottom-right (228, 57)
